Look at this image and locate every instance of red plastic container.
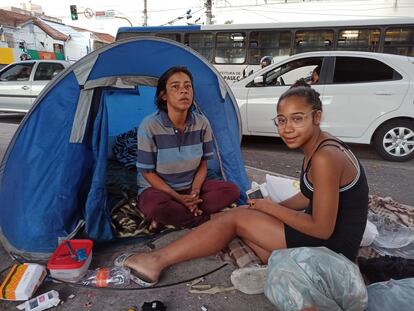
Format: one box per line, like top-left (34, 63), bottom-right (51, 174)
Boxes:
top-left (47, 239), bottom-right (93, 282)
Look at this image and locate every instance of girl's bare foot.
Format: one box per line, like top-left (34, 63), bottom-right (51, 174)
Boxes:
top-left (124, 252), bottom-right (162, 283)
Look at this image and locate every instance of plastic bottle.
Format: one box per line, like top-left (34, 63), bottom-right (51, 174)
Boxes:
top-left (80, 266), bottom-right (130, 287)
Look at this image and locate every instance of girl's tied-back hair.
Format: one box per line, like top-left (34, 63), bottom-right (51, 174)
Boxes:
top-left (155, 66), bottom-right (195, 112)
top-left (277, 78), bottom-right (322, 111)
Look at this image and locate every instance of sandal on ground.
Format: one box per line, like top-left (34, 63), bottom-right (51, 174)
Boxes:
top-left (114, 253), bottom-right (158, 287)
top-left (230, 265), bottom-right (268, 295)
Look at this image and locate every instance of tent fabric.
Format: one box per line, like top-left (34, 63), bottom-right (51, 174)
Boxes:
top-left (0, 37), bottom-right (249, 259)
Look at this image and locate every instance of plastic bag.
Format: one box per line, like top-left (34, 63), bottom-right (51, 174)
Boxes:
top-left (367, 278), bottom-right (414, 311)
top-left (368, 213), bottom-right (414, 258)
top-left (360, 220), bottom-right (379, 246)
top-left (264, 247), bottom-right (368, 311)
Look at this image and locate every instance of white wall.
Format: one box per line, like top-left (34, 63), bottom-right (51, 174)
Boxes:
top-left (19, 24), bottom-right (64, 53)
top-left (64, 32), bottom-right (91, 62)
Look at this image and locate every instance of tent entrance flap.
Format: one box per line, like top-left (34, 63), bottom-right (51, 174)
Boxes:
top-left (84, 86), bottom-right (157, 241)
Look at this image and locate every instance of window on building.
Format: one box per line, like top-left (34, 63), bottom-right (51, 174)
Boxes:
top-left (53, 43), bottom-right (64, 54)
top-left (5, 33), bottom-right (14, 48)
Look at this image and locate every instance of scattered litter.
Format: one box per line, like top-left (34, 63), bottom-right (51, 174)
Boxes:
top-left (0, 263), bottom-right (46, 301)
top-left (141, 300), bottom-right (166, 311)
top-left (84, 301), bottom-right (93, 308)
top-left (126, 306), bottom-right (137, 311)
top-left (192, 285), bottom-right (212, 290)
top-left (16, 290), bottom-right (60, 311)
top-left (68, 294), bottom-right (75, 299)
top-left (188, 277), bottom-right (235, 295)
top-left (189, 286), bottom-right (235, 294)
top-left (188, 277), bottom-right (204, 287)
top-left (201, 305), bottom-right (208, 311)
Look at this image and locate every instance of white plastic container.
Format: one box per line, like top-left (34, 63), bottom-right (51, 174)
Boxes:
top-left (47, 239), bottom-right (93, 282)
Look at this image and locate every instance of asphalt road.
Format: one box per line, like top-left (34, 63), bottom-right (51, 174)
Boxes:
top-left (1, 112), bottom-right (413, 206)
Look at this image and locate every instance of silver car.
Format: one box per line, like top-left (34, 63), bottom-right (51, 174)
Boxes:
top-left (0, 60), bottom-right (70, 112)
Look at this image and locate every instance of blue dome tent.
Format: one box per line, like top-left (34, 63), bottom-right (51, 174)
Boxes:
top-left (0, 37), bottom-right (249, 259)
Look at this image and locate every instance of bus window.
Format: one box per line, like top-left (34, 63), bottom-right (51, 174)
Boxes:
top-left (337, 29), bottom-right (380, 52)
top-left (294, 30), bottom-right (333, 53)
top-left (384, 27), bottom-right (414, 56)
top-left (184, 33), bottom-right (213, 61)
top-left (215, 32), bottom-right (246, 64)
top-left (155, 33), bottom-right (181, 42)
top-left (248, 31), bottom-right (291, 64)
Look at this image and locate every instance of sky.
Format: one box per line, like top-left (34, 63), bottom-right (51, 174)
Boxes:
top-left (1, 0), bottom-right (413, 36)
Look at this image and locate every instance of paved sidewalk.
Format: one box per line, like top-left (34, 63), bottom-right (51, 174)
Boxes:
top-left (0, 224), bottom-right (275, 311)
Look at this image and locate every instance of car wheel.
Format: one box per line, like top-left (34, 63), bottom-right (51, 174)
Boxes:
top-left (373, 119), bottom-right (414, 162)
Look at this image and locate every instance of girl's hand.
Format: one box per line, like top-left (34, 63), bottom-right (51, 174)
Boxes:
top-left (248, 198), bottom-right (273, 213)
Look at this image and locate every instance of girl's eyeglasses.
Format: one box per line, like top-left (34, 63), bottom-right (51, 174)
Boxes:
top-left (272, 110), bottom-right (316, 128)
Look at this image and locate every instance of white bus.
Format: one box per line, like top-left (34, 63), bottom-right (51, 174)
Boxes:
top-left (116, 18), bottom-right (414, 81)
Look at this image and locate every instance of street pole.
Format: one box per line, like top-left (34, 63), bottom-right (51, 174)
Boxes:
top-left (143, 0), bottom-right (148, 26)
top-left (205, 0), bottom-right (212, 25)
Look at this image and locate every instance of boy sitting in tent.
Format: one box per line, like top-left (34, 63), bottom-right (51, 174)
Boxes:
top-left (135, 66), bottom-right (240, 232)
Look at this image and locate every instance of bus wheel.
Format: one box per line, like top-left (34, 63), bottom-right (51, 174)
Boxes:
top-left (373, 119), bottom-right (414, 162)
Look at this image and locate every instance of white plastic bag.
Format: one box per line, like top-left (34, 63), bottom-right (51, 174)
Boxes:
top-left (265, 174), bottom-right (300, 202)
top-left (265, 247), bottom-right (368, 311)
top-left (367, 278), bottom-right (414, 311)
top-left (369, 213), bottom-right (414, 258)
top-left (360, 220), bottom-right (379, 246)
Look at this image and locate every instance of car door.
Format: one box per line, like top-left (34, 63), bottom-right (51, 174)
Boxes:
top-left (321, 56), bottom-right (410, 138)
top-left (245, 56), bottom-right (325, 135)
top-left (0, 62), bottom-right (35, 111)
top-left (32, 62), bottom-right (66, 104)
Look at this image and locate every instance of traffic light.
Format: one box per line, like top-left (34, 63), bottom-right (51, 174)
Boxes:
top-left (70, 5), bottom-right (78, 21)
top-left (18, 41), bottom-right (25, 50)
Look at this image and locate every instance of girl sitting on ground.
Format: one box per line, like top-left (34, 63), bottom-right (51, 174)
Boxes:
top-left (116, 79), bottom-right (369, 287)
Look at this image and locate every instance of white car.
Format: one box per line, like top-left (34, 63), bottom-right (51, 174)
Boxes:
top-left (0, 60), bottom-right (70, 112)
top-left (231, 51), bottom-right (414, 162)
